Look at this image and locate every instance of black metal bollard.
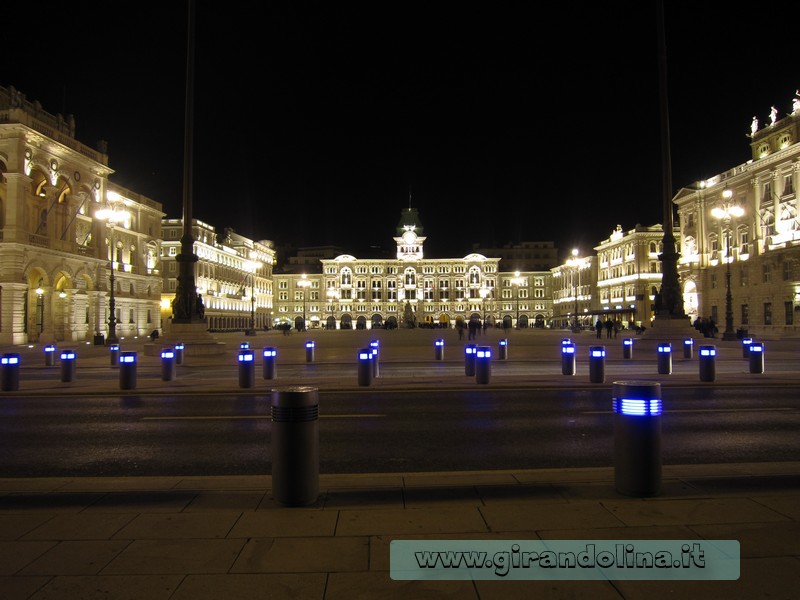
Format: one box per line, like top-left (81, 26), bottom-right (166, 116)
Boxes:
top-left (475, 346), bottom-right (492, 384)
top-left (174, 343), bottom-right (185, 365)
top-left (683, 338), bottom-right (693, 359)
top-left (263, 347), bottom-right (277, 380)
top-left (434, 339), bottom-right (444, 361)
top-left (698, 345), bottom-right (716, 382)
top-left (60, 351), bottom-right (76, 382)
top-left (741, 337), bottom-right (753, 359)
top-left (305, 341), bottom-right (315, 363)
top-left (44, 344), bottom-right (57, 366)
top-left (271, 386), bottom-right (319, 506)
top-left (561, 342), bottom-right (576, 375)
top-left (1, 354), bottom-right (21, 391)
top-left (119, 351), bottom-right (137, 390)
top-left (498, 339), bottom-right (508, 360)
top-left (464, 344), bottom-right (477, 376)
top-left (622, 338), bottom-right (633, 359)
top-left (749, 342), bottom-right (765, 374)
top-left (370, 340), bottom-right (380, 378)
top-left (160, 348), bottom-right (176, 381)
top-left (612, 380), bottom-right (662, 497)
top-left (238, 350), bottom-right (255, 388)
top-left (109, 344), bottom-right (120, 366)
top-left (589, 346), bottom-right (606, 383)
top-left (357, 348), bottom-right (372, 386)
top-left (657, 343), bottom-right (672, 375)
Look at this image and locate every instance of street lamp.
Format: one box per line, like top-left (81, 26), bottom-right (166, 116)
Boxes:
top-left (711, 190), bottom-right (745, 341)
top-left (511, 271), bottom-right (523, 329)
top-left (244, 257), bottom-right (261, 335)
top-left (298, 274), bottom-right (311, 331)
top-left (326, 287), bottom-right (338, 329)
top-left (96, 203), bottom-right (129, 345)
top-left (566, 248), bottom-right (582, 332)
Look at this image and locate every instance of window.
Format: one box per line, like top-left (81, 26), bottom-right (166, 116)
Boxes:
top-left (741, 304), bottom-right (749, 325)
top-left (129, 309), bottom-right (135, 323)
top-left (764, 303), bottom-right (772, 325)
top-left (785, 301), bottom-right (794, 326)
top-left (740, 231), bottom-right (749, 255)
top-left (784, 261), bottom-right (792, 281)
top-left (740, 267), bottom-right (748, 287)
top-left (762, 263), bottom-right (771, 283)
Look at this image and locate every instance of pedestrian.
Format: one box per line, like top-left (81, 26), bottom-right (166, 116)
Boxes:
top-left (595, 318), bottom-right (603, 339)
top-left (605, 318), bottom-right (614, 339)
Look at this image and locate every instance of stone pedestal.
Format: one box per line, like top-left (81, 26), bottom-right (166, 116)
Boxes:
top-left (143, 322), bottom-right (226, 356)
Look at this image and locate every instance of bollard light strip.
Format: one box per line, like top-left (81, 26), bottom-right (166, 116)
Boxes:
top-left (477, 349), bottom-right (492, 358)
top-left (358, 351), bottom-right (371, 360)
top-left (435, 339), bottom-right (444, 346)
top-left (120, 355), bottom-right (136, 363)
top-left (657, 346), bottom-right (671, 353)
top-left (238, 353), bottom-right (254, 362)
top-left (1, 356), bottom-right (20, 365)
top-left (700, 348), bottom-right (716, 357)
top-left (263, 349), bottom-right (277, 357)
top-left (562, 346), bottom-right (575, 354)
top-left (161, 351), bottom-right (175, 359)
top-left (613, 398), bottom-right (663, 416)
top-left (591, 350), bottom-right (605, 357)
top-left (306, 341), bottom-right (315, 348)
top-left (60, 352), bottom-right (76, 359)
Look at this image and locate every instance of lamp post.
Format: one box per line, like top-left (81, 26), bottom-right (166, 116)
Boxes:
top-left (479, 285), bottom-right (491, 328)
top-left (244, 257), bottom-right (261, 335)
top-left (35, 281), bottom-right (44, 336)
top-left (96, 203), bottom-right (128, 345)
top-left (298, 274), bottom-right (311, 331)
top-left (326, 287), bottom-right (338, 329)
top-left (711, 190), bottom-right (744, 341)
top-left (511, 271), bottom-right (523, 329)
top-left (566, 248), bottom-right (582, 332)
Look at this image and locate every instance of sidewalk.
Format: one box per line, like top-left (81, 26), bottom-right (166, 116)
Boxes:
top-left (1, 329), bottom-right (799, 599)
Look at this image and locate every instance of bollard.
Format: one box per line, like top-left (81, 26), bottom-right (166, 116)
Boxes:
top-left (160, 348), bottom-right (176, 381)
top-left (561, 338), bottom-right (573, 350)
top-left (741, 337), bottom-right (753, 359)
top-left (174, 343), bottom-right (185, 365)
top-left (305, 341), bottom-right (315, 363)
top-left (498, 339), bottom-right (508, 360)
top-left (561, 342), bottom-right (576, 376)
top-left (612, 380), bottom-right (662, 497)
top-left (271, 386), bottom-right (319, 506)
top-left (683, 338), bottom-right (694, 359)
top-left (60, 350), bottom-right (76, 382)
top-left (1, 354), bottom-right (21, 391)
top-left (357, 348), bottom-right (373, 386)
top-left (434, 339), bottom-right (445, 361)
top-left (656, 343), bottom-right (672, 375)
top-left (240, 342), bottom-right (250, 350)
top-left (119, 351), bottom-right (137, 390)
top-left (109, 344), bottom-right (120, 366)
top-left (44, 344), bottom-right (57, 366)
top-left (263, 347), bottom-right (277, 380)
top-left (464, 344), bottom-right (477, 376)
top-left (475, 346), bottom-right (492, 384)
top-left (749, 342), bottom-right (765, 374)
top-left (622, 338), bottom-right (633, 360)
top-left (588, 346), bottom-right (606, 383)
top-left (698, 345), bottom-right (716, 382)
top-left (238, 349), bottom-right (255, 388)
top-left (370, 340), bottom-right (380, 378)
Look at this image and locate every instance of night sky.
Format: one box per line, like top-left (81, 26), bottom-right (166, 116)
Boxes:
top-left (4, 2), bottom-right (798, 261)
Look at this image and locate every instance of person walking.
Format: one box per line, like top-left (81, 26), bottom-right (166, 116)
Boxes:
top-left (595, 318), bottom-right (603, 339)
top-left (605, 318), bottom-right (614, 339)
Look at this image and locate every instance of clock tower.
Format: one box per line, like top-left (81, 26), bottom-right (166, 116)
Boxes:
top-left (393, 207), bottom-right (426, 261)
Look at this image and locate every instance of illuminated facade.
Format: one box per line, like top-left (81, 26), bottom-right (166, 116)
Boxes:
top-left (0, 85), bottom-right (164, 345)
top-left (552, 253), bottom-right (595, 329)
top-left (675, 91), bottom-right (800, 337)
top-left (160, 220), bottom-right (275, 332)
top-left (272, 208), bottom-right (554, 329)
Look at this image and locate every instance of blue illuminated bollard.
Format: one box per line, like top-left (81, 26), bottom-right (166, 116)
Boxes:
top-left (357, 348), bottom-right (373, 386)
top-left (561, 342), bottom-right (576, 376)
top-left (657, 343), bottom-right (672, 375)
top-left (698, 345), bottom-right (716, 382)
top-left (741, 337), bottom-right (753, 359)
top-left (475, 346), bottom-right (492, 384)
top-left (263, 347), bottom-right (277, 380)
top-left (622, 338), bottom-right (633, 360)
top-left (1, 354), bottom-right (21, 391)
top-left (238, 349), bottom-right (255, 388)
top-left (749, 342), bottom-right (765, 374)
top-left (174, 343), bottom-right (185, 365)
top-left (44, 344), bottom-right (57, 366)
top-left (434, 339), bottom-right (445, 361)
top-left (589, 346), bottom-right (606, 383)
top-left (60, 350), bottom-right (76, 382)
top-left (160, 348), bottom-right (176, 381)
top-left (109, 344), bottom-right (120, 366)
top-left (370, 340), bottom-right (380, 378)
top-left (305, 341), bottom-right (315, 363)
top-left (561, 338), bottom-right (573, 349)
top-left (240, 341), bottom-right (250, 350)
top-left (683, 338), bottom-right (694, 359)
top-left (119, 351), bottom-right (137, 390)
top-left (612, 380), bottom-right (662, 497)
top-left (498, 339), bottom-right (508, 360)
top-left (464, 344), bottom-right (477, 376)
